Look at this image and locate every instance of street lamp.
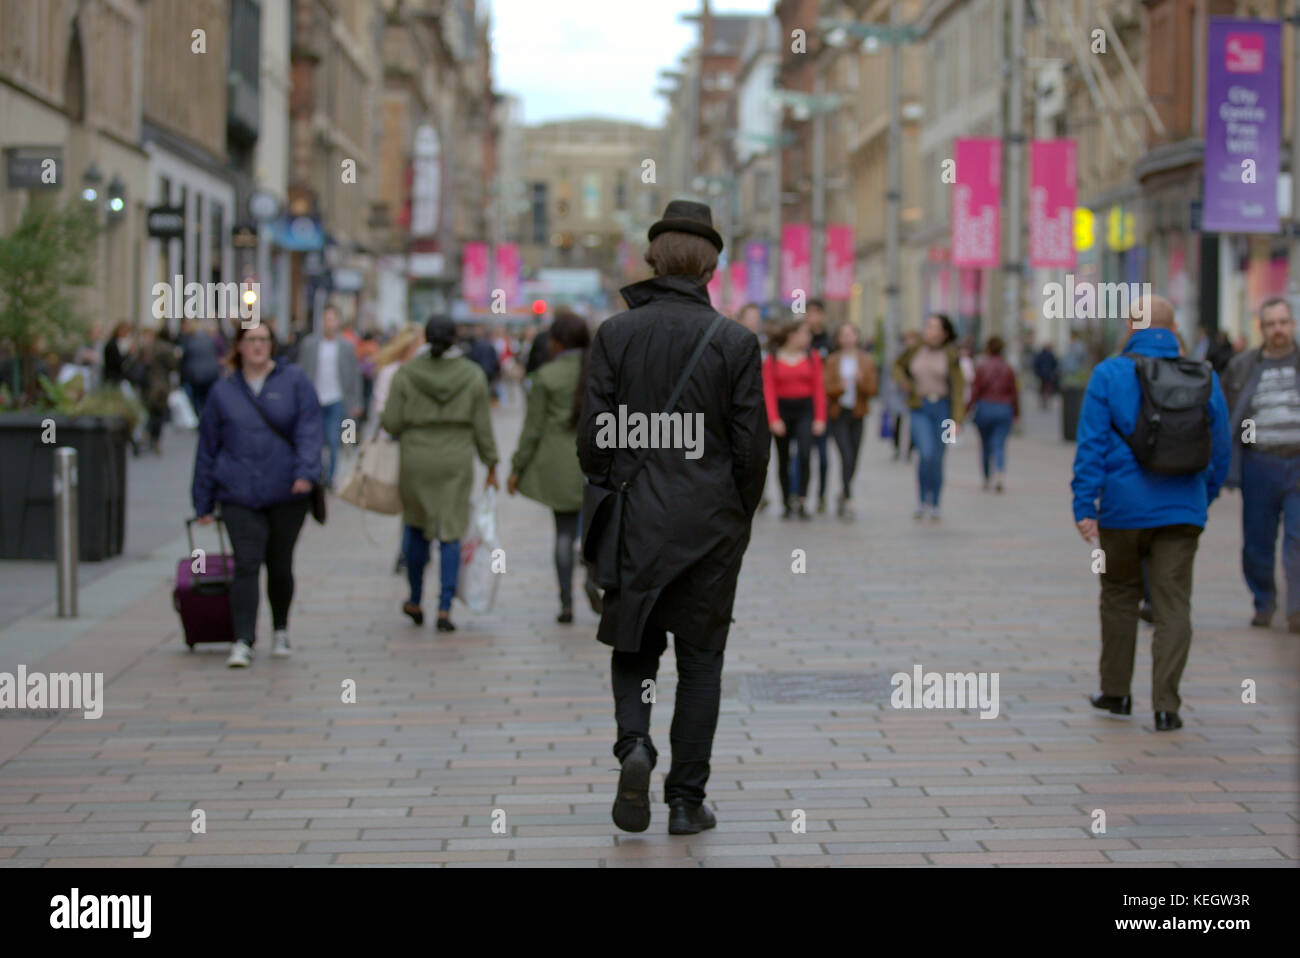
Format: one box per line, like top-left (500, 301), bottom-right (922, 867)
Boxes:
top-left (81, 163), bottom-right (103, 204)
top-left (105, 175), bottom-right (126, 224)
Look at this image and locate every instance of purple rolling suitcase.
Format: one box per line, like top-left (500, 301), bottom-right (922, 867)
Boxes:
top-left (173, 518), bottom-right (236, 649)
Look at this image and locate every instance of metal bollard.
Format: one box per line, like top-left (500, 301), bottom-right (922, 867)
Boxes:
top-left (54, 447), bottom-right (78, 618)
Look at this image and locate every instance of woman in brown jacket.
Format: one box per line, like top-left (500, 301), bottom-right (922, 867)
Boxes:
top-left (824, 322), bottom-right (879, 519)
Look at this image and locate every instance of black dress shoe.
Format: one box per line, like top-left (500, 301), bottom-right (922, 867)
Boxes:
top-left (611, 742), bottom-right (652, 833)
top-left (1154, 711), bottom-right (1183, 731)
top-left (668, 801), bottom-right (716, 835)
top-left (435, 617), bottom-right (455, 633)
top-left (556, 608), bottom-right (573, 624)
top-left (1089, 693), bottom-right (1132, 715)
top-left (1251, 611), bottom-right (1273, 628)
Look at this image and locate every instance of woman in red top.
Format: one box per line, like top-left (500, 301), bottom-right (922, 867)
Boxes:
top-left (762, 319), bottom-right (826, 519)
top-left (966, 335), bottom-right (1020, 492)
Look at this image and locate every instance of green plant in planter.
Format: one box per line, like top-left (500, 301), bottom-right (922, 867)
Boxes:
top-left (0, 200), bottom-right (101, 401)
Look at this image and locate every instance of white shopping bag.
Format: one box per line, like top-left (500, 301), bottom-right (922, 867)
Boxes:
top-left (456, 487), bottom-right (501, 613)
top-left (168, 388), bottom-right (199, 430)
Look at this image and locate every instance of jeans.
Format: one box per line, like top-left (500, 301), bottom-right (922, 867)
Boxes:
top-left (828, 409), bottom-right (864, 498)
top-left (183, 380), bottom-right (213, 421)
top-left (1097, 524), bottom-right (1201, 712)
top-left (814, 431), bottom-right (829, 499)
top-left (220, 498), bottom-right (310, 645)
top-left (972, 400), bottom-right (1014, 479)
top-left (554, 511), bottom-right (580, 609)
top-left (320, 400), bottom-right (345, 486)
top-left (1240, 450), bottom-right (1300, 617)
top-left (774, 396), bottom-right (814, 503)
top-left (612, 626), bottom-right (725, 806)
top-left (404, 525), bottom-right (460, 612)
top-left (909, 397), bottom-right (951, 507)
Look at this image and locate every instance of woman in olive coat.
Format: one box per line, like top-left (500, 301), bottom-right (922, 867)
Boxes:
top-left (381, 316), bottom-right (498, 632)
top-left (508, 310), bottom-right (600, 624)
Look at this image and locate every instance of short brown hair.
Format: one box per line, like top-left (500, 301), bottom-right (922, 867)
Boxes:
top-left (644, 231), bottom-right (718, 283)
top-left (1259, 296), bottom-right (1292, 320)
top-left (985, 335), bottom-right (1004, 356)
top-left (767, 319), bottom-right (805, 349)
top-left (226, 323), bottom-right (277, 369)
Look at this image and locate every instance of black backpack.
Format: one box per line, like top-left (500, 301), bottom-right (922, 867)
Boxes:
top-left (1114, 354), bottom-right (1214, 475)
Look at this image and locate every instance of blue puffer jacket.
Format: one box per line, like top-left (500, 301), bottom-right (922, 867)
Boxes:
top-left (1071, 328), bottom-right (1230, 529)
top-left (192, 363), bottom-right (324, 516)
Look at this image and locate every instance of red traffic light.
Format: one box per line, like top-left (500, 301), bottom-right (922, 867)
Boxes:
top-left (532, 299), bottom-right (547, 315)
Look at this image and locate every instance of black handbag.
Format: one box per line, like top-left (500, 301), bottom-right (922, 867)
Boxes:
top-left (581, 312), bottom-right (726, 590)
top-left (235, 373), bottom-right (328, 525)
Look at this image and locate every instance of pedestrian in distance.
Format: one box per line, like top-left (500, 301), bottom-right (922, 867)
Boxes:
top-left (763, 318), bottom-right (827, 519)
top-left (1034, 341), bottom-right (1060, 409)
top-left (178, 318), bottom-right (222, 420)
top-left (130, 325), bottom-right (178, 455)
top-left (381, 316), bottom-right (499, 634)
top-left (967, 335), bottom-right (1019, 492)
top-left (1223, 297), bottom-right (1300, 632)
top-left (805, 298), bottom-right (832, 513)
top-left (823, 321), bottom-right (878, 519)
top-left (577, 199), bottom-right (769, 835)
top-left (1071, 295), bottom-right (1230, 731)
top-left (507, 309), bottom-right (601, 624)
top-left (893, 313), bottom-right (965, 520)
top-left (192, 324), bottom-right (324, 668)
top-left (295, 305), bottom-right (364, 490)
top-left (102, 320), bottom-right (135, 387)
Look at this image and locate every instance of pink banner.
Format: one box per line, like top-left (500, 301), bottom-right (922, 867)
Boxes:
top-left (951, 138), bottom-right (1001, 269)
top-left (493, 243), bottom-right (520, 309)
top-left (728, 261), bottom-right (748, 316)
top-left (780, 223), bottom-right (811, 303)
top-left (462, 242), bottom-right (490, 306)
top-left (824, 224), bottom-right (855, 301)
top-left (706, 269), bottom-right (724, 308)
top-left (1028, 140), bottom-right (1077, 269)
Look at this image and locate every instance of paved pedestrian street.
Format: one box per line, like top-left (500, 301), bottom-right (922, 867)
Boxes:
top-left (0, 404), bottom-right (1296, 868)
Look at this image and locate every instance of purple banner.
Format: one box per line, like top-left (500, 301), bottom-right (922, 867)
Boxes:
top-left (1203, 18), bottom-right (1281, 234)
top-left (744, 242), bottom-right (768, 303)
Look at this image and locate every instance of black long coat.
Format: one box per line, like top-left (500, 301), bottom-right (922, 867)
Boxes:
top-left (577, 275), bottom-right (770, 653)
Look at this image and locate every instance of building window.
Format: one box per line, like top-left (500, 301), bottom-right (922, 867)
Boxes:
top-left (531, 182), bottom-right (548, 245)
top-left (210, 201), bottom-right (224, 286)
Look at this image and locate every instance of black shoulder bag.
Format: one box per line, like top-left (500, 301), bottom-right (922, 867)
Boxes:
top-left (580, 312), bottom-right (726, 590)
top-left (235, 375), bottom-right (328, 525)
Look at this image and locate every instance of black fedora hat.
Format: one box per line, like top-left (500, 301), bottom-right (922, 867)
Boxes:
top-left (648, 199), bottom-right (724, 252)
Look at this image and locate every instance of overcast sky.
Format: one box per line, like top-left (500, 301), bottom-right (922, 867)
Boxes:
top-left (489, 0), bottom-right (770, 127)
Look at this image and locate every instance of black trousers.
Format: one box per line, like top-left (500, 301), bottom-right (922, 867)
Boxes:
top-left (828, 408), bottom-right (865, 498)
top-left (611, 626), bottom-right (725, 806)
top-left (554, 510), bottom-right (579, 608)
top-left (221, 498), bottom-right (310, 646)
top-left (774, 396), bottom-right (814, 503)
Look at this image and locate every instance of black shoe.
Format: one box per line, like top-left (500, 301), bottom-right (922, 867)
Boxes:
top-left (1251, 611), bottom-right (1274, 628)
top-left (1154, 711), bottom-right (1183, 732)
top-left (612, 742), bottom-right (652, 833)
top-left (436, 616), bottom-right (455, 633)
top-left (1089, 693), bottom-right (1132, 715)
top-left (401, 603), bottom-right (423, 626)
top-left (668, 801), bottom-right (717, 835)
top-left (584, 578), bottom-right (603, 615)
top-left (557, 608), bottom-right (573, 624)
top-left (1138, 602), bottom-right (1154, 624)
top-left (781, 503), bottom-right (793, 520)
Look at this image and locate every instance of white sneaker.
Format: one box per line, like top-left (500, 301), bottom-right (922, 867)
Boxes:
top-left (226, 641), bottom-right (253, 668)
top-left (928, 506), bottom-right (942, 522)
top-left (271, 630), bottom-right (291, 658)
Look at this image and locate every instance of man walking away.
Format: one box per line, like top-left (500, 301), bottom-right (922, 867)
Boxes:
top-left (1223, 298), bottom-right (1300, 632)
top-left (295, 304), bottom-right (364, 489)
top-left (578, 200), bottom-right (769, 835)
top-left (1071, 296), bottom-right (1229, 732)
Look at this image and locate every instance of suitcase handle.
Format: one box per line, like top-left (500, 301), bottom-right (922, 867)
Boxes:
top-left (186, 516), bottom-right (231, 559)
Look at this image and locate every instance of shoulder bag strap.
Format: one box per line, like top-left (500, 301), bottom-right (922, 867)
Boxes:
top-left (622, 311), bottom-right (727, 488)
top-left (235, 372), bottom-right (295, 451)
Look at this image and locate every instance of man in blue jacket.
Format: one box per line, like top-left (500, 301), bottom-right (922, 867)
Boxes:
top-left (1071, 295), bottom-right (1230, 732)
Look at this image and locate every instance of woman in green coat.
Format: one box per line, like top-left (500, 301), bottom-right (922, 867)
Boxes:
top-left (382, 316), bottom-right (498, 632)
top-left (507, 311), bottom-right (599, 624)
